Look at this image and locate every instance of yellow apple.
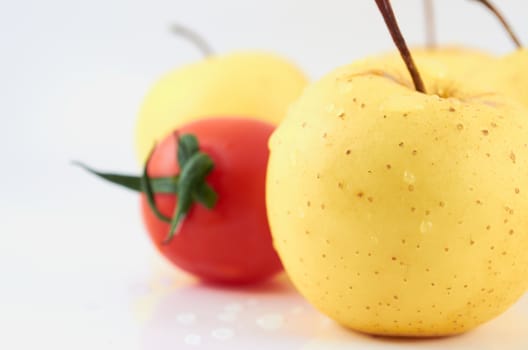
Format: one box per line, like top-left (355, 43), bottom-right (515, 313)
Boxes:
top-left (465, 0), bottom-right (528, 108)
top-left (266, 55), bottom-right (528, 336)
top-left (380, 46), bottom-right (495, 77)
top-left (473, 49), bottom-right (528, 109)
top-left (135, 51), bottom-right (308, 163)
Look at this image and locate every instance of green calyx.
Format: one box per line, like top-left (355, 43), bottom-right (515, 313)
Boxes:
top-left (75, 133), bottom-right (217, 244)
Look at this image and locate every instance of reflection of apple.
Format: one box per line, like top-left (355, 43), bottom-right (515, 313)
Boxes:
top-left (267, 0), bottom-right (528, 337)
top-left (135, 277), bottom-right (528, 349)
top-left (135, 49), bottom-right (307, 163)
top-left (139, 277), bottom-right (319, 350)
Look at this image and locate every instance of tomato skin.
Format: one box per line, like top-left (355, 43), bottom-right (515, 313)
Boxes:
top-left (140, 117), bottom-right (283, 284)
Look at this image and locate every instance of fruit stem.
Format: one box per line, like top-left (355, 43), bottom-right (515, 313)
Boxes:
top-left (374, 0), bottom-right (426, 93)
top-left (424, 0), bottom-right (436, 48)
top-left (171, 23), bottom-right (214, 57)
top-left (469, 0), bottom-right (522, 49)
top-left (142, 146), bottom-right (172, 223)
top-left (73, 161), bottom-right (179, 194)
top-left (75, 133), bottom-right (218, 244)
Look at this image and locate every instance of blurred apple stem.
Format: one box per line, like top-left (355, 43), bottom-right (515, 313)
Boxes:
top-left (374, 0), bottom-right (426, 93)
top-left (469, 0), bottom-right (522, 49)
top-left (424, 0), bottom-right (436, 49)
top-left (171, 23), bottom-right (214, 57)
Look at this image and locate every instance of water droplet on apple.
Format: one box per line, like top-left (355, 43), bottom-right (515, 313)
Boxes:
top-left (420, 220), bottom-right (433, 233)
top-left (403, 171), bottom-right (416, 184)
top-left (289, 152), bottom-right (297, 166)
top-left (297, 209), bottom-right (305, 218)
top-left (338, 83), bottom-right (353, 94)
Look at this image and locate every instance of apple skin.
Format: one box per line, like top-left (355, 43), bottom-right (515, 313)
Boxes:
top-left (266, 58), bottom-right (528, 337)
top-left (380, 46), bottom-right (495, 77)
top-left (473, 48), bottom-right (528, 110)
top-left (135, 51), bottom-right (308, 163)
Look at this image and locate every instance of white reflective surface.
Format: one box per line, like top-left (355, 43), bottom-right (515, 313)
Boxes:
top-left (2, 206), bottom-right (527, 349)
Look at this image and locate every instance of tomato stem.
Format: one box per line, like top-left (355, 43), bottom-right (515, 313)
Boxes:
top-left (75, 132), bottom-right (218, 244)
top-left (142, 146), bottom-right (172, 223)
top-left (164, 134), bottom-right (217, 243)
top-left (73, 161), bottom-right (178, 193)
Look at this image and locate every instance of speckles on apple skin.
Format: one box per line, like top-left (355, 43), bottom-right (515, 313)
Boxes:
top-left (510, 151), bottom-right (516, 164)
top-left (267, 58), bottom-right (528, 338)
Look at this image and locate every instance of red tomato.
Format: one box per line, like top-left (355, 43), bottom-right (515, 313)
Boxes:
top-left (141, 117), bottom-right (282, 284)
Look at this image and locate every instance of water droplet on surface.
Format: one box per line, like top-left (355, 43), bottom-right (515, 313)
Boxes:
top-left (176, 312), bottom-right (197, 325)
top-left (160, 277), bottom-right (174, 288)
top-left (290, 306), bottom-right (304, 314)
top-left (256, 314), bottom-right (284, 330)
top-left (420, 220), bottom-right (433, 233)
top-left (184, 334), bottom-right (202, 346)
top-left (224, 303), bottom-right (243, 313)
top-left (217, 312), bottom-right (237, 322)
top-left (211, 328), bottom-right (234, 341)
top-left (403, 171), bottom-right (416, 185)
top-left (128, 283), bottom-right (151, 297)
top-left (246, 298), bottom-right (259, 306)
top-left (319, 316), bottom-right (333, 328)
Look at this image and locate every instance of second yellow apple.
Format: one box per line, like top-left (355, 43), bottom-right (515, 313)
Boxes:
top-left (135, 51), bottom-right (308, 163)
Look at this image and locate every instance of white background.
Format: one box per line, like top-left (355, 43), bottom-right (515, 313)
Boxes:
top-left (2, 0), bottom-right (528, 349)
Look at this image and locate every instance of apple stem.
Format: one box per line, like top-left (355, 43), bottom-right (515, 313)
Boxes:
top-left (469, 0), bottom-right (522, 49)
top-left (171, 23), bottom-right (214, 57)
top-left (374, 0), bottom-right (426, 93)
top-left (424, 0), bottom-right (436, 48)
